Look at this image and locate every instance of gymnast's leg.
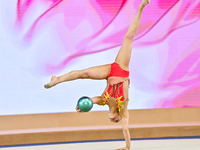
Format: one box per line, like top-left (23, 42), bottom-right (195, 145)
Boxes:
top-left (115, 0), bottom-right (149, 71)
top-left (44, 64), bottom-right (110, 88)
top-left (114, 1), bottom-right (150, 150)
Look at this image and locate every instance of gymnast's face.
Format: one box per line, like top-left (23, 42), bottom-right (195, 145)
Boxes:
top-left (108, 112), bottom-right (122, 123)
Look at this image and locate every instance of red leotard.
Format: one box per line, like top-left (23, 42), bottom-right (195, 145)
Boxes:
top-left (103, 62), bottom-right (129, 113)
top-left (107, 62), bottom-right (129, 78)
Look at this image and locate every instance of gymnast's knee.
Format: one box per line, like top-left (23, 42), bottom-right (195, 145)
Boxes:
top-left (80, 70), bottom-right (90, 79)
top-left (124, 30), bottom-right (136, 40)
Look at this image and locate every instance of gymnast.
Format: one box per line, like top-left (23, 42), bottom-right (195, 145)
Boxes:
top-left (44, 0), bottom-right (150, 149)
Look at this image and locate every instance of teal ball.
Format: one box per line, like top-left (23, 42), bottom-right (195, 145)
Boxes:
top-left (77, 96), bottom-right (93, 112)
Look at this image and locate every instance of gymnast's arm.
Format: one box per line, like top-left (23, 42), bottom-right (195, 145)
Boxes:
top-left (76, 96), bottom-right (103, 112)
top-left (122, 109), bottom-right (131, 149)
top-left (116, 108), bottom-right (130, 150)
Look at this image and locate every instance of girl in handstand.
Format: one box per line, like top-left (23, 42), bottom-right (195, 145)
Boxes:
top-left (44, 1), bottom-right (150, 149)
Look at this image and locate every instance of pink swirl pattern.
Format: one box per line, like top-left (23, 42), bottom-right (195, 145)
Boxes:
top-left (16, 0), bottom-right (200, 108)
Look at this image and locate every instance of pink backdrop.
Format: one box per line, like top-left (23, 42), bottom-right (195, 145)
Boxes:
top-left (0, 0), bottom-right (200, 115)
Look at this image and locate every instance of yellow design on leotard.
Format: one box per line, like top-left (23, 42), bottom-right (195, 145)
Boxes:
top-left (103, 92), bottom-right (110, 105)
top-left (116, 96), bottom-right (123, 113)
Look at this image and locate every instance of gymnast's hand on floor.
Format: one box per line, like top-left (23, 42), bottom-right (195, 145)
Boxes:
top-left (115, 147), bottom-right (129, 150)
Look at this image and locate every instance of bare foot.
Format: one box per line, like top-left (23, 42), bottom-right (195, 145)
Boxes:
top-left (139, 0), bottom-right (150, 9)
top-left (44, 76), bottom-right (57, 89)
